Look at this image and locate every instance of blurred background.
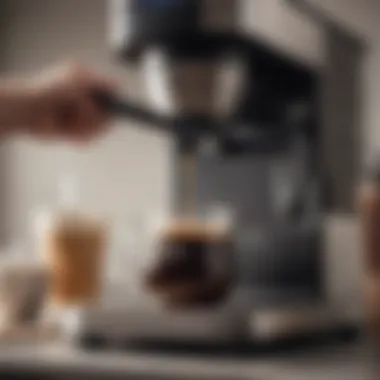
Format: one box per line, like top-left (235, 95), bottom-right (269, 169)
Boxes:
top-left (0, 0), bottom-right (378, 378)
top-left (0, 0), bottom-right (380, 380)
top-left (0, 0), bottom-right (370, 323)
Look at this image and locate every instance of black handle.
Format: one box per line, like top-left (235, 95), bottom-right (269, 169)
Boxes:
top-left (91, 90), bottom-right (173, 131)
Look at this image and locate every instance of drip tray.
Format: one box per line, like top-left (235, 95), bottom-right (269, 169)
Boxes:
top-left (77, 318), bottom-right (361, 357)
top-left (74, 294), bottom-right (359, 354)
top-left (79, 324), bottom-right (359, 357)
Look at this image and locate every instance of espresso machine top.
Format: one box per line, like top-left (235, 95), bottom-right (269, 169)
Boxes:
top-left (95, 0), bottom-right (300, 157)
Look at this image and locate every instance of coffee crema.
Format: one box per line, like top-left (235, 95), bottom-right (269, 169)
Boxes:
top-left (145, 220), bottom-right (235, 308)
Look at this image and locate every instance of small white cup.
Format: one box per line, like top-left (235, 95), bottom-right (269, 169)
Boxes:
top-left (0, 259), bottom-right (48, 328)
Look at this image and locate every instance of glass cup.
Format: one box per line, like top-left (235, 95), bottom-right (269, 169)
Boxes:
top-left (37, 211), bottom-right (108, 309)
top-left (0, 243), bottom-right (48, 328)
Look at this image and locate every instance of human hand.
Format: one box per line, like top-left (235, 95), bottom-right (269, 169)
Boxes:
top-left (21, 63), bottom-right (118, 143)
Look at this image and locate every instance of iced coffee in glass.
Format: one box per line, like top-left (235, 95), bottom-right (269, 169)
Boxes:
top-left (39, 212), bottom-right (107, 308)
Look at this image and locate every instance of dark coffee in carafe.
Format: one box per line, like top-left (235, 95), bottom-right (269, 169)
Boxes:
top-left (145, 220), bottom-right (235, 308)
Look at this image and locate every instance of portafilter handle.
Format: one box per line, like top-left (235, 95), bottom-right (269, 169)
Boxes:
top-left (91, 90), bottom-right (221, 154)
top-left (90, 90), bottom-right (173, 132)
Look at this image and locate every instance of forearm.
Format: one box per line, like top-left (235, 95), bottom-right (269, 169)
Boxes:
top-left (0, 79), bottom-right (35, 136)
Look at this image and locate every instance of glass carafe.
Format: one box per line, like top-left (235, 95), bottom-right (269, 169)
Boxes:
top-left (143, 204), bottom-right (236, 309)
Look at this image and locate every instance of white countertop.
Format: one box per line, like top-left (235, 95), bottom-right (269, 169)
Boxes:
top-left (0, 341), bottom-right (375, 380)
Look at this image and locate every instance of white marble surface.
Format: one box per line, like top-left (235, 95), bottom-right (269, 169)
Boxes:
top-left (0, 342), bottom-right (374, 380)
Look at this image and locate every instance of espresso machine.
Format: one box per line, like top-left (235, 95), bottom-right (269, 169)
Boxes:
top-left (73, 0), bottom-right (357, 348)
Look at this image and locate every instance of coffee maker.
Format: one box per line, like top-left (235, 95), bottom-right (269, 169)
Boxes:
top-left (74, 0), bottom-right (356, 348)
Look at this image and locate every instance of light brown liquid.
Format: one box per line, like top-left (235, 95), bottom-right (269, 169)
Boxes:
top-left (145, 220), bottom-right (235, 308)
top-left (43, 214), bottom-right (106, 307)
